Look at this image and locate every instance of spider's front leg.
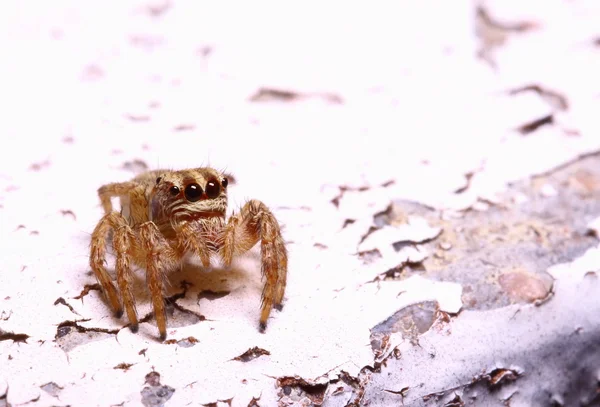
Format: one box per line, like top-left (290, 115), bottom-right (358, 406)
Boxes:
top-left (137, 222), bottom-right (181, 340)
top-left (90, 212), bottom-right (137, 329)
top-left (221, 200), bottom-right (288, 331)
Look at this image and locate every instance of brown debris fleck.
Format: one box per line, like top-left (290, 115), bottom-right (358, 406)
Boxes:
top-left (232, 346), bottom-right (271, 362)
top-left (0, 329), bottom-right (30, 344)
top-left (509, 84), bottom-right (569, 111)
top-left (384, 386), bottom-right (409, 397)
top-left (247, 396), bottom-right (261, 407)
top-left (203, 399), bottom-right (233, 407)
top-left (476, 6), bottom-right (538, 33)
top-left (54, 297), bottom-right (80, 315)
top-left (249, 88), bottom-right (302, 103)
top-left (60, 209), bottom-right (76, 220)
top-left (73, 283), bottom-right (101, 300)
top-left (114, 363), bottom-right (134, 371)
top-left (29, 160), bottom-right (51, 171)
top-left (516, 114), bottom-right (554, 135)
top-left (249, 87), bottom-right (343, 104)
top-left (341, 219), bottom-right (356, 229)
top-left (444, 394), bottom-right (464, 407)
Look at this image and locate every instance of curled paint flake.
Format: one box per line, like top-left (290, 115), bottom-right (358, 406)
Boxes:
top-left (359, 217), bottom-right (442, 255)
top-left (232, 346), bottom-right (271, 362)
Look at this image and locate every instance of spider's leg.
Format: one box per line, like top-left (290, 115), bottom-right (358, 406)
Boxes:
top-left (97, 181), bottom-right (138, 214)
top-left (273, 232), bottom-right (288, 309)
top-left (220, 200), bottom-right (288, 331)
top-left (112, 223), bottom-right (138, 332)
top-left (90, 212), bottom-right (128, 318)
top-left (137, 222), bottom-right (179, 341)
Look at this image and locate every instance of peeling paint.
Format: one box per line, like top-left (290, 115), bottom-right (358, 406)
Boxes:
top-left (232, 347), bottom-right (271, 363)
top-left (141, 372), bottom-right (175, 407)
top-left (1, 1), bottom-right (600, 406)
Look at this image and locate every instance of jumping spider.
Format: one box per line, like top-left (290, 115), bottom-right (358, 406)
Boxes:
top-left (89, 167), bottom-right (288, 340)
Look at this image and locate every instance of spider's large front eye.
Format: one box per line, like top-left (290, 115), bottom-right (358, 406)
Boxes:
top-left (169, 186), bottom-right (180, 196)
top-left (184, 183), bottom-right (203, 202)
top-left (221, 177), bottom-right (228, 188)
top-left (206, 180), bottom-right (221, 198)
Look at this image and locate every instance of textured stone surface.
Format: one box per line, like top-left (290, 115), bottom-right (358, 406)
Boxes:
top-left (1, 1), bottom-right (600, 406)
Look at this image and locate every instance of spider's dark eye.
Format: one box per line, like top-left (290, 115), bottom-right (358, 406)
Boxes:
top-left (206, 180), bottom-right (221, 199)
top-left (221, 177), bottom-right (228, 188)
top-left (169, 186), bottom-right (180, 196)
top-left (184, 183), bottom-right (203, 202)
top-left (156, 177), bottom-right (162, 185)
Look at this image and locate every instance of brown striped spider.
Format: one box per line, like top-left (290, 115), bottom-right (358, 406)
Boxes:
top-left (89, 168), bottom-right (288, 340)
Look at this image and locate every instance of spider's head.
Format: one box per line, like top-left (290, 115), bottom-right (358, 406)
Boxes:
top-left (150, 168), bottom-right (229, 223)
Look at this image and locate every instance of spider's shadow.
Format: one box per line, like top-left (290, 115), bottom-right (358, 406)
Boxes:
top-left (97, 249), bottom-right (263, 323)
top-left (126, 253), bottom-right (262, 301)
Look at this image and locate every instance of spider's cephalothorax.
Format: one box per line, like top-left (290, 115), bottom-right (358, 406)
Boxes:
top-left (89, 167), bottom-right (288, 340)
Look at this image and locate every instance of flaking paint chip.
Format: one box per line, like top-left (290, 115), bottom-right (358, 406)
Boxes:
top-left (359, 217), bottom-right (442, 255)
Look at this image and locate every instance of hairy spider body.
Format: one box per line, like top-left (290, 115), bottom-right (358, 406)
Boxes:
top-left (89, 168), bottom-right (288, 340)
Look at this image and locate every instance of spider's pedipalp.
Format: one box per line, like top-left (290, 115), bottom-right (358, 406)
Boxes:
top-left (175, 222), bottom-right (212, 268)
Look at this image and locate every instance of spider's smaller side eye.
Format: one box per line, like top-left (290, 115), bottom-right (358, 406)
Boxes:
top-left (221, 177), bottom-right (228, 188)
top-left (169, 186), bottom-right (180, 196)
top-left (156, 177), bottom-right (162, 185)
